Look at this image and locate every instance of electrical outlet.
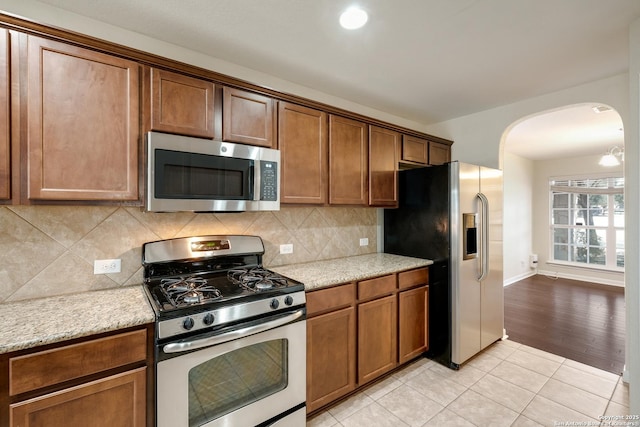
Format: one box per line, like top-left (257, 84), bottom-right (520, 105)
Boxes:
top-left (94, 259), bottom-right (121, 274)
top-left (280, 244), bottom-right (293, 254)
top-left (359, 238), bottom-right (369, 247)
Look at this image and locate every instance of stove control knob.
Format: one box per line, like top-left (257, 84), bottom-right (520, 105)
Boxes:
top-left (270, 298), bottom-right (280, 310)
top-left (203, 313), bottom-right (215, 326)
top-left (183, 317), bottom-right (195, 330)
top-left (284, 296), bottom-right (294, 306)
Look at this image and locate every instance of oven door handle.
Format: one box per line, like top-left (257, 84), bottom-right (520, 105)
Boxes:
top-left (162, 309), bottom-right (305, 354)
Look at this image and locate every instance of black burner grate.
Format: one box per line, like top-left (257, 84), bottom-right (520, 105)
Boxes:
top-left (227, 268), bottom-right (289, 292)
top-left (159, 276), bottom-right (222, 307)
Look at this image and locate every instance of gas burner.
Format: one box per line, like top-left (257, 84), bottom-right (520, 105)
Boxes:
top-left (228, 268), bottom-right (288, 292)
top-left (160, 276), bottom-right (222, 307)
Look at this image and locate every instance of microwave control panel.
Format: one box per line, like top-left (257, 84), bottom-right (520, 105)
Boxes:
top-left (260, 161), bottom-right (278, 201)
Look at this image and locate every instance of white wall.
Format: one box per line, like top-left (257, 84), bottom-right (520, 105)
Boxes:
top-left (626, 17), bottom-right (640, 414)
top-left (425, 74), bottom-right (630, 170)
top-left (532, 154), bottom-right (624, 286)
top-left (1, 0), bottom-right (429, 135)
top-left (502, 152), bottom-right (534, 285)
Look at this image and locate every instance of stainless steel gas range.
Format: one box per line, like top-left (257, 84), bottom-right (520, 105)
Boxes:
top-left (142, 235), bottom-right (306, 427)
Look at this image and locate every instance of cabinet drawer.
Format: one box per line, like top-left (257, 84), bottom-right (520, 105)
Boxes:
top-left (307, 283), bottom-right (355, 316)
top-left (9, 329), bottom-right (147, 396)
top-left (398, 268), bottom-right (429, 290)
top-left (358, 275), bottom-right (396, 301)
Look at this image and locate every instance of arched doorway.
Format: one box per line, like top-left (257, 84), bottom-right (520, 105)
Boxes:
top-left (500, 103), bottom-right (625, 374)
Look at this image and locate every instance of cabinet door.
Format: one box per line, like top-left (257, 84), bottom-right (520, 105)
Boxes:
top-left (429, 141), bottom-right (451, 165)
top-left (358, 294), bottom-right (397, 385)
top-left (402, 135), bottom-right (428, 164)
top-left (149, 68), bottom-right (215, 138)
top-left (26, 36), bottom-right (139, 201)
top-left (398, 286), bottom-right (429, 364)
top-left (307, 306), bottom-right (356, 413)
top-left (278, 102), bottom-right (327, 204)
top-left (10, 368), bottom-right (146, 427)
top-left (329, 115), bottom-right (367, 205)
top-left (369, 126), bottom-right (399, 207)
top-left (0, 29), bottom-right (8, 200)
top-left (223, 87), bottom-right (275, 148)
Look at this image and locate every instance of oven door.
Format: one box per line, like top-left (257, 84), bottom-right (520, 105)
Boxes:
top-left (156, 312), bottom-right (306, 427)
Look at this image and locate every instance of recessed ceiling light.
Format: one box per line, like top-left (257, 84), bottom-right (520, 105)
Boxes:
top-left (340, 6), bottom-right (368, 30)
top-left (592, 105), bottom-right (612, 114)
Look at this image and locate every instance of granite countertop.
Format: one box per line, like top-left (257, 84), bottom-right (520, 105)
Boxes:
top-left (0, 286), bottom-right (155, 355)
top-left (0, 254), bottom-right (430, 355)
top-left (270, 253), bottom-right (433, 290)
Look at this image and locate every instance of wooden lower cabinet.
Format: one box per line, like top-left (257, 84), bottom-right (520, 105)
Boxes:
top-left (398, 286), bottom-right (429, 364)
top-left (306, 268), bottom-right (429, 414)
top-left (306, 306), bottom-right (356, 412)
top-left (10, 368), bottom-right (146, 427)
top-left (3, 326), bottom-right (152, 427)
top-left (357, 294), bottom-right (397, 385)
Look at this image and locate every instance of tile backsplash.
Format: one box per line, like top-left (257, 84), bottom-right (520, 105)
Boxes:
top-left (0, 205), bottom-right (379, 303)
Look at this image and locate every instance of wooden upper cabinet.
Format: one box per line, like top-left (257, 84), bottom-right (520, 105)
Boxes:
top-left (0, 29), bottom-right (9, 200)
top-left (429, 140), bottom-right (451, 165)
top-left (223, 87), bottom-right (275, 148)
top-left (329, 115), bottom-right (368, 205)
top-left (369, 126), bottom-right (399, 207)
top-left (278, 101), bottom-right (328, 204)
top-left (401, 135), bottom-right (428, 164)
top-left (149, 67), bottom-right (215, 138)
top-left (26, 36), bottom-right (140, 201)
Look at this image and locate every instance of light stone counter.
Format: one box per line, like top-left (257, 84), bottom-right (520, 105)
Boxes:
top-left (0, 286), bottom-right (155, 354)
top-left (270, 253), bottom-right (433, 291)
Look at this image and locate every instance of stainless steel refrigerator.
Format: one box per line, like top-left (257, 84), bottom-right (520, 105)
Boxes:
top-left (384, 161), bottom-right (503, 369)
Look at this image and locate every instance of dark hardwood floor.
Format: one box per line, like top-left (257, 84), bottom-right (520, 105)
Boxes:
top-left (504, 274), bottom-right (625, 375)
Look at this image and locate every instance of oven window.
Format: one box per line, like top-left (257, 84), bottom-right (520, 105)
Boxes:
top-left (155, 149), bottom-right (254, 200)
top-left (188, 339), bottom-right (288, 426)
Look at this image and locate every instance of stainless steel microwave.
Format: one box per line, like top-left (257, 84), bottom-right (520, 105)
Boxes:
top-left (146, 132), bottom-right (280, 212)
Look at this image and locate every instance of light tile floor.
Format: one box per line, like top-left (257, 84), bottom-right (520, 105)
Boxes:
top-left (307, 339), bottom-right (631, 427)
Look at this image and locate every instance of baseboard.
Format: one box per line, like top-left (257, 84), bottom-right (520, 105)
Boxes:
top-left (503, 271), bottom-right (536, 287)
top-left (536, 269), bottom-right (624, 287)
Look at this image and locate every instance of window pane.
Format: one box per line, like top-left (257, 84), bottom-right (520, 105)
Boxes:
top-left (554, 228), bottom-right (568, 244)
top-left (617, 250), bottom-right (625, 267)
top-left (553, 193), bottom-right (568, 208)
top-left (588, 229), bottom-right (606, 247)
top-left (614, 211), bottom-right (624, 227)
top-left (553, 210), bottom-right (569, 225)
top-left (571, 229), bottom-right (587, 245)
top-left (554, 245), bottom-right (568, 261)
top-left (589, 249), bottom-right (606, 265)
top-left (572, 246), bottom-right (588, 263)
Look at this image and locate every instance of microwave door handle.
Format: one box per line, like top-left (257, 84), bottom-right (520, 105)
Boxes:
top-left (476, 192), bottom-right (490, 281)
top-left (162, 309), bottom-right (304, 354)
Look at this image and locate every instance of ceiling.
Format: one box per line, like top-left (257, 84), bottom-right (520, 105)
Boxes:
top-left (27, 0), bottom-right (640, 159)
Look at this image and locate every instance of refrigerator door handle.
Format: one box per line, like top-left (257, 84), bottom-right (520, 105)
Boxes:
top-left (476, 192), bottom-right (490, 281)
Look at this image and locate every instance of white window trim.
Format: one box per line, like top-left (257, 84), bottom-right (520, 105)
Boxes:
top-left (548, 173), bottom-right (624, 272)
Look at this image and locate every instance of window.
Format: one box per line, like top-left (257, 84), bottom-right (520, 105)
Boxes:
top-left (550, 176), bottom-right (624, 270)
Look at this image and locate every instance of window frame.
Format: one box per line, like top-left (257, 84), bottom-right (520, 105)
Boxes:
top-left (548, 174), bottom-right (624, 272)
